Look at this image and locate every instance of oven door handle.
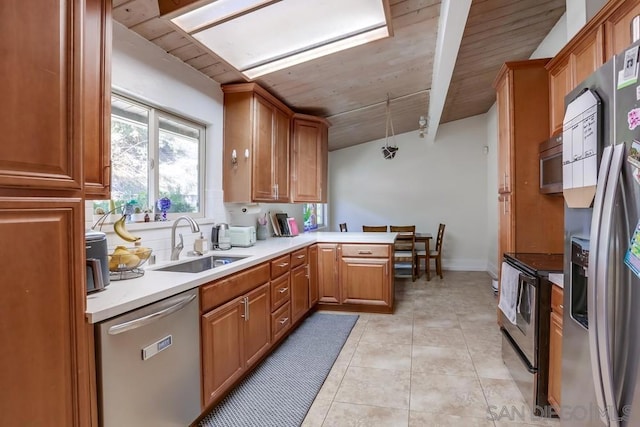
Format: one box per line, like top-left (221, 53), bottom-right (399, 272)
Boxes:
top-left (500, 327), bottom-right (536, 374)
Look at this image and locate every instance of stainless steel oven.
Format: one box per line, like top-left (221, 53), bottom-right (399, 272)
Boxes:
top-left (500, 253), bottom-right (557, 417)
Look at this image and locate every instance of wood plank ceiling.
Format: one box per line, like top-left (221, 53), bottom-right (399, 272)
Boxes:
top-left (112, 0), bottom-right (565, 151)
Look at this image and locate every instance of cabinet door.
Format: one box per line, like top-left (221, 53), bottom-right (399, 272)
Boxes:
top-left (571, 26), bottom-right (604, 88)
top-left (308, 244), bottom-right (319, 306)
top-left (0, 0), bottom-right (82, 190)
top-left (201, 297), bottom-right (245, 406)
top-left (317, 243), bottom-right (339, 304)
top-left (0, 198), bottom-right (92, 427)
top-left (291, 118), bottom-right (326, 202)
top-left (339, 257), bottom-right (391, 307)
top-left (498, 193), bottom-right (513, 259)
top-left (549, 58), bottom-right (571, 136)
top-left (252, 95), bottom-right (276, 201)
top-left (548, 311), bottom-right (563, 413)
top-left (291, 264), bottom-right (310, 324)
top-left (273, 107), bottom-right (290, 202)
top-left (244, 283), bottom-right (271, 368)
top-left (605, 0), bottom-right (640, 58)
top-left (496, 72), bottom-right (512, 193)
top-left (83, 0), bottom-right (112, 199)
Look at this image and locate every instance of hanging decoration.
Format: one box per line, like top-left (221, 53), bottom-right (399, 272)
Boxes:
top-left (381, 94), bottom-right (398, 159)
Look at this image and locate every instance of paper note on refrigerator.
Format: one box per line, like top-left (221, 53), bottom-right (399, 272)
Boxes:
top-left (562, 89), bottom-right (600, 208)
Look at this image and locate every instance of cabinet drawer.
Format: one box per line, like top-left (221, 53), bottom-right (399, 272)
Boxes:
top-left (271, 302), bottom-right (291, 342)
top-left (271, 254), bottom-right (291, 279)
top-left (270, 273), bottom-right (290, 311)
top-left (551, 285), bottom-right (564, 315)
top-left (201, 263), bottom-right (270, 313)
top-left (290, 247), bottom-right (308, 268)
top-left (341, 244), bottom-right (389, 258)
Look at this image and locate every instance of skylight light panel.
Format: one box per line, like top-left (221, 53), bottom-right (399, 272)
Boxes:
top-left (169, 0), bottom-right (390, 79)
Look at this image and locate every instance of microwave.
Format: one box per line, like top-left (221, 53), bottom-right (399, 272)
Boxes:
top-left (539, 134), bottom-right (563, 195)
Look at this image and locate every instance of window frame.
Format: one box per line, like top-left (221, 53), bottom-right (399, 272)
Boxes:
top-left (107, 92), bottom-right (207, 220)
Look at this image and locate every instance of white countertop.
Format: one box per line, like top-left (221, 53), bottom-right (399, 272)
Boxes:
top-left (548, 273), bottom-right (564, 288)
top-left (86, 232), bottom-right (397, 323)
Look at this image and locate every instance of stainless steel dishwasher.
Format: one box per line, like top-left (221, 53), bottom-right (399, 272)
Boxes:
top-left (96, 289), bottom-right (201, 427)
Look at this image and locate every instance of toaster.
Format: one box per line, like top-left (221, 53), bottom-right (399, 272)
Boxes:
top-left (228, 226), bottom-right (257, 247)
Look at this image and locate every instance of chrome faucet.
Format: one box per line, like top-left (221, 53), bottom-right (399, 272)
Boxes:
top-left (170, 216), bottom-right (200, 260)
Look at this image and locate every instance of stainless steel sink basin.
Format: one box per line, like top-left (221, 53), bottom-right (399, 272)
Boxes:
top-left (154, 255), bottom-right (247, 273)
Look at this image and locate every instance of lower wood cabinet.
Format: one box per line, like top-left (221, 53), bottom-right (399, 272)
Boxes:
top-left (201, 280), bottom-right (271, 407)
top-left (308, 244), bottom-right (319, 306)
top-left (0, 198), bottom-right (93, 426)
top-left (291, 263), bottom-right (310, 324)
top-left (340, 257), bottom-right (390, 307)
top-left (340, 244), bottom-right (392, 310)
top-left (548, 285), bottom-right (563, 414)
top-left (317, 243), bottom-right (394, 313)
top-left (317, 243), bottom-right (340, 304)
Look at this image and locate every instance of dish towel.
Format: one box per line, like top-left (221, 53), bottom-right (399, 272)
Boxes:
top-left (498, 261), bottom-right (520, 325)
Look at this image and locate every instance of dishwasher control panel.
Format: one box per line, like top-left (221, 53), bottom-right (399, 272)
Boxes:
top-left (142, 335), bottom-right (172, 360)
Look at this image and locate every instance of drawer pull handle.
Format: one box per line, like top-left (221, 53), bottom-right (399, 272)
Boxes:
top-left (296, 255), bottom-right (305, 259)
top-left (279, 317), bottom-right (289, 325)
top-left (358, 250), bottom-right (373, 254)
top-left (279, 287), bottom-right (289, 293)
top-left (278, 262), bottom-right (289, 268)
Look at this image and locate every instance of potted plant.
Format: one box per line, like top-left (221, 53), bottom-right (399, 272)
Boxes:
top-left (93, 207), bottom-right (109, 225)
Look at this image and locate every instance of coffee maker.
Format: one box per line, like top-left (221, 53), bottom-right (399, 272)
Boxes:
top-left (211, 223), bottom-right (231, 250)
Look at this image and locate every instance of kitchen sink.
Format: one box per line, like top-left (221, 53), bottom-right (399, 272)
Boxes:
top-left (154, 255), bottom-right (247, 273)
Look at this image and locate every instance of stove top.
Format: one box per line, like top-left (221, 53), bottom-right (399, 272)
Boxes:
top-left (504, 252), bottom-right (564, 276)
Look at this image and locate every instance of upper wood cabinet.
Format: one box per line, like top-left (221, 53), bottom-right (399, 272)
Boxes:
top-left (547, 27), bottom-right (604, 136)
top-left (604, 0), bottom-right (640, 58)
top-left (83, 0), bottom-right (112, 199)
top-left (290, 114), bottom-right (330, 203)
top-left (0, 0), bottom-right (84, 191)
top-left (222, 83), bottom-right (292, 203)
top-left (548, 57), bottom-right (571, 138)
top-left (495, 72), bottom-right (512, 194)
top-left (546, 0), bottom-right (640, 136)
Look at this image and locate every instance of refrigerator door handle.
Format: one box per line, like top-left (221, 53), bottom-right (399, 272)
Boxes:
top-left (588, 144), bottom-right (614, 425)
top-left (595, 142), bottom-right (626, 426)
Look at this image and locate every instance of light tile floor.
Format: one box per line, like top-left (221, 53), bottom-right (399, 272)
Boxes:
top-left (302, 271), bottom-right (562, 427)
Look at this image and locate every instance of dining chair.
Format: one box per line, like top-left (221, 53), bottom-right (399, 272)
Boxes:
top-left (339, 223), bottom-right (348, 232)
top-left (390, 225), bottom-right (417, 282)
top-left (362, 225), bottom-right (388, 232)
top-left (416, 224), bottom-right (445, 280)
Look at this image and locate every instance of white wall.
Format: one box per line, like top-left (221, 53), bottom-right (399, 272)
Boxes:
top-left (329, 115), bottom-right (489, 271)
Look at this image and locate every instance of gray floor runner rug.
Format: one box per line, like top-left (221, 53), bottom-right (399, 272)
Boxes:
top-left (199, 312), bottom-right (359, 427)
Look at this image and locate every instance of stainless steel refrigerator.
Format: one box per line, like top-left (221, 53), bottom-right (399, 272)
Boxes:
top-left (562, 39), bottom-right (640, 426)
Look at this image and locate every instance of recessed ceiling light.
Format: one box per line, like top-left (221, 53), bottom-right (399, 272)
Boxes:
top-left (166, 0), bottom-right (392, 79)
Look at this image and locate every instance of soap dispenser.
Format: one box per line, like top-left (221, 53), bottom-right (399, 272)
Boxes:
top-left (194, 232), bottom-right (209, 254)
